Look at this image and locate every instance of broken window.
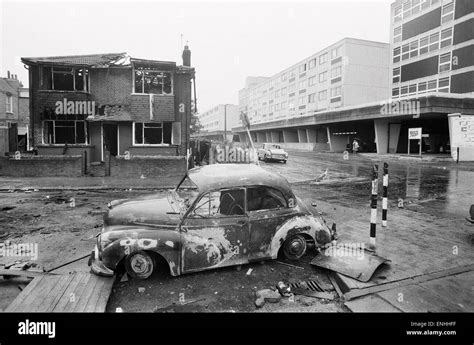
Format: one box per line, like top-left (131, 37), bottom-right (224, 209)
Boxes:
top-left (43, 120), bottom-right (86, 144)
top-left (40, 66), bottom-right (89, 92)
top-left (192, 188), bottom-right (245, 217)
top-left (134, 67), bottom-right (173, 94)
top-left (134, 122), bottom-right (174, 145)
top-left (247, 186), bottom-right (287, 212)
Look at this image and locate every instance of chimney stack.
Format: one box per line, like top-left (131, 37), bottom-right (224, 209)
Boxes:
top-left (182, 44), bottom-right (191, 67)
top-left (7, 71), bottom-right (11, 78)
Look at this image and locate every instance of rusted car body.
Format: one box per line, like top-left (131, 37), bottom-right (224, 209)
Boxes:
top-left (89, 164), bottom-right (336, 279)
top-left (257, 143), bottom-right (288, 163)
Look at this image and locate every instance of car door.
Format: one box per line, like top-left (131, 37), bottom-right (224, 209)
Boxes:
top-left (180, 187), bottom-right (249, 273)
top-left (247, 186), bottom-right (296, 261)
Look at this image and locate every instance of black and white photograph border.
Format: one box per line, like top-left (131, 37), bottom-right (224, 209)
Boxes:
top-left (0, 0), bottom-right (473, 343)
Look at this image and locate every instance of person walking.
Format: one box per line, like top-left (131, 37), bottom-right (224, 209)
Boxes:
top-left (352, 139), bottom-right (360, 154)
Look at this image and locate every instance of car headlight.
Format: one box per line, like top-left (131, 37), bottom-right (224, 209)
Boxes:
top-left (285, 153), bottom-right (288, 157)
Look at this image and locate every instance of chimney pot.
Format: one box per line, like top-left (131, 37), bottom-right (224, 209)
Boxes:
top-left (182, 45), bottom-right (191, 67)
top-left (7, 71), bottom-right (11, 78)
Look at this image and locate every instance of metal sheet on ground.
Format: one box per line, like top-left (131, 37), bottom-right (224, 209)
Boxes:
top-left (310, 249), bottom-right (390, 282)
top-left (6, 272), bottom-right (114, 312)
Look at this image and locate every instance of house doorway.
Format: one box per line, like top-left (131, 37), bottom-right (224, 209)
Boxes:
top-left (102, 123), bottom-right (118, 158)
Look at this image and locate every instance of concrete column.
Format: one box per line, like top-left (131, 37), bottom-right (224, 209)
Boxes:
top-left (307, 129), bottom-right (317, 143)
top-left (283, 130), bottom-right (298, 143)
top-left (388, 123), bottom-right (401, 153)
top-left (265, 132), bottom-right (272, 143)
top-left (271, 131), bottom-right (279, 143)
top-left (297, 129), bottom-right (308, 143)
top-left (374, 119), bottom-right (390, 154)
top-left (256, 132), bottom-right (266, 143)
top-left (326, 126), bottom-right (348, 152)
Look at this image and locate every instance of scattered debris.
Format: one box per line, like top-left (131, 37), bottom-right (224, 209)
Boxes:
top-left (120, 274), bottom-right (129, 283)
top-left (115, 307), bottom-right (123, 312)
top-left (255, 289), bottom-right (282, 308)
top-left (44, 195), bottom-right (70, 204)
top-left (1, 206), bottom-right (16, 211)
top-left (246, 268), bottom-right (253, 276)
top-left (276, 281), bottom-right (292, 297)
top-left (138, 287), bottom-right (146, 293)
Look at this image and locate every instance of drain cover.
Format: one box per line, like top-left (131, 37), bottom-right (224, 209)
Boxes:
top-left (289, 280), bottom-right (324, 292)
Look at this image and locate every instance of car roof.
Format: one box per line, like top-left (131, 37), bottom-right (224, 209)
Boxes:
top-left (188, 163), bottom-right (294, 199)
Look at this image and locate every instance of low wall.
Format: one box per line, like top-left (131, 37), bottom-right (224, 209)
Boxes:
top-left (0, 155), bottom-right (84, 177)
top-left (37, 145), bottom-right (95, 164)
top-left (109, 156), bottom-right (186, 178)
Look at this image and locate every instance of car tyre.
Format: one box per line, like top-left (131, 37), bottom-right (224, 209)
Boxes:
top-left (264, 154), bottom-right (270, 162)
top-left (125, 250), bottom-right (155, 280)
top-left (282, 160), bottom-right (287, 164)
top-left (282, 234), bottom-right (307, 260)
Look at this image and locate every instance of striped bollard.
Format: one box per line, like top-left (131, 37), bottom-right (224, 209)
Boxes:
top-left (369, 164), bottom-right (378, 249)
top-left (382, 163), bottom-right (389, 227)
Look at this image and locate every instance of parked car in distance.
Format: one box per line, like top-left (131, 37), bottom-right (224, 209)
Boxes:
top-left (257, 143), bottom-right (288, 163)
top-left (89, 164), bottom-right (336, 279)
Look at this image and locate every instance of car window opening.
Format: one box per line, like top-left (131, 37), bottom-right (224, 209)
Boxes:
top-left (192, 189), bottom-right (245, 217)
top-left (247, 186), bottom-right (287, 212)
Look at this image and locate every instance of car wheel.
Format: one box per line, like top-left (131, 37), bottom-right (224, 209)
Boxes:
top-left (282, 234), bottom-right (307, 260)
top-left (264, 154), bottom-right (270, 161)
top-left (282, 160), bottom-right (287, 164)
top-left (125, 250), bottom-right (155, 280)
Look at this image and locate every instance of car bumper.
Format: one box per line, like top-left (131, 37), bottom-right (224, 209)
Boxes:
top-left (88, 245), bottom-right (114, 277)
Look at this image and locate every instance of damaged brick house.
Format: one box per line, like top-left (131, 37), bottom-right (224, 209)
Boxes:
top-left (20, 47), bottom-right (195, 175)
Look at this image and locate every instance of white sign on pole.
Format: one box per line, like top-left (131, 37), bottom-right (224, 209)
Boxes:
top-left (408, 127), bottom-right (422, 140)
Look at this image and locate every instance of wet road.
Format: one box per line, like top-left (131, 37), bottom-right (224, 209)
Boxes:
top-left (260, 151), bottom-right (474, 217)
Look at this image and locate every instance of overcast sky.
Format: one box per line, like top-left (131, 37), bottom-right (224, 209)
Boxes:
top-left (0, 0), bottom-right (393, 112)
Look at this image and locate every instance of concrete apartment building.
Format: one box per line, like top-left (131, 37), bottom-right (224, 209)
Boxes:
top-left (234, 2), bottom-right (474, 159)
top-left (235, 38), bottom-right (390, 151)
top-left (239, 38), bottom-right (390, 126)
top-left (195, 104), bottom-right (239, 141)
top-left (0, 72), bottom-right (29, 155)
top-left (385, 0), bottom-right (474, 157)
top-left (390, 0), bottom-right (474, 99)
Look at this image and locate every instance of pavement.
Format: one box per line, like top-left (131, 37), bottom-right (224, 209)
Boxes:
top-left (1, 151), bottom-right (473, 312)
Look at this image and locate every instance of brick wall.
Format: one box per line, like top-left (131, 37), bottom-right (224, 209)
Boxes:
top-left (0, 155), bottom-right (83, 177)
top-left (90, 68), bottom-right (132, 105)
top-left (110, 156), bottom-right (186, 178)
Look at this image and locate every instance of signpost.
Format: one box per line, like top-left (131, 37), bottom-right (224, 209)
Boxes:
top-left (408, 127), bottom-right (422, 156)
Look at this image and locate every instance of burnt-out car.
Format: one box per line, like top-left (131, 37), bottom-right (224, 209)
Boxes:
top-left (89, 164), bottom-right (337, 279)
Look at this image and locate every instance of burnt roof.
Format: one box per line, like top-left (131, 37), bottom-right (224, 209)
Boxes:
top-left (21, 53), bottom-right (176, 68)
top-left (21, 53), bottom-right (129, 67)
top-left (188, 163), bottom-right (294, 198)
